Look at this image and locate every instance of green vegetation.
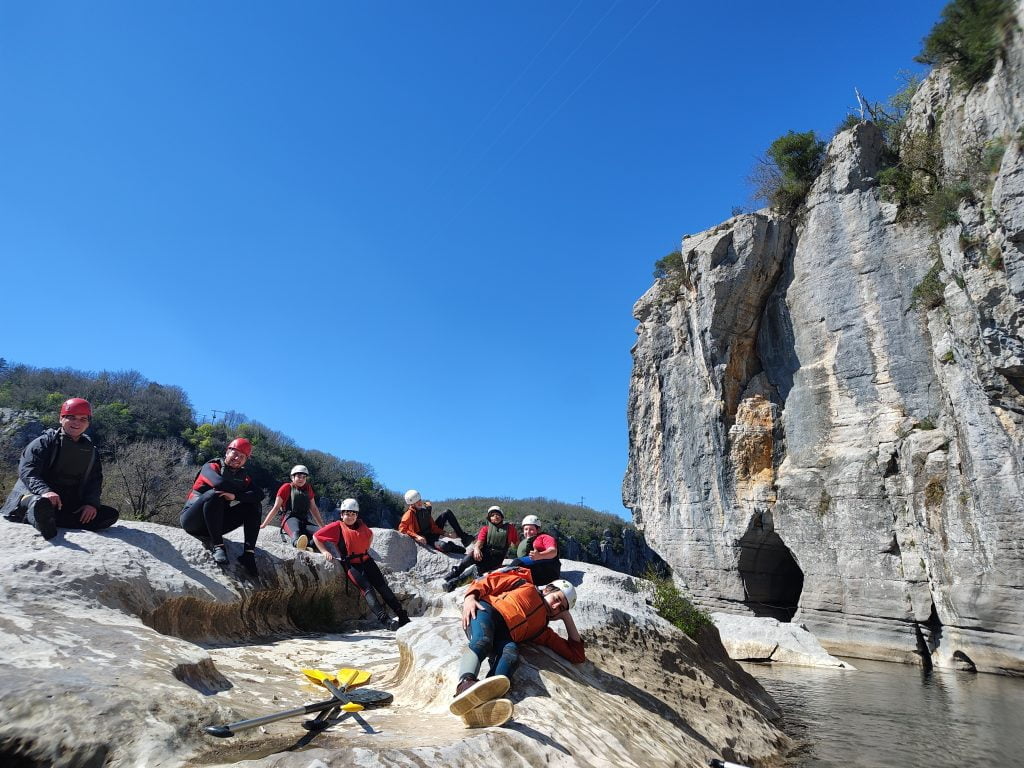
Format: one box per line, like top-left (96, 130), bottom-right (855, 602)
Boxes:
top-left (912, 261), bottom-right (947, 309)
top-left (644, 567), bottom-right (711, 638)
top-left (652, 249), bottom-right (690, 293)
top-left (751, 130), bottom-right (827, 211)
top-left (0, 361), bottom-right (402, 526)
top-left (916, 0), bottom-right (1017, 88)
top-left (987, 244), bottom-right (1005, 269)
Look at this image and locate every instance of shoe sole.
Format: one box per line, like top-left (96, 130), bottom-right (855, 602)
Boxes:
top-left (449, 675), bottom-right (510, 716)
top-left (461, 698), bottom-right (513, 728)
top-left (31, 499), bottom-right (58, 540)
top-left (296, 535), bottom-right (308, 551)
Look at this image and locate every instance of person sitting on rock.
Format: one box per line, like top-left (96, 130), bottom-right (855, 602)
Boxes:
top-left (398, 489), bottom-right (473, 553)
top-left (442, 505), bottom-right (519, 592)
top-left (314, 497), bottom-right (410, 631)
top-left (1, 398), bottom-right (119, 540)
top-left (180, 437), bottom-right (264, 575)
top-left (507, 514), bottom-right (561, 585)
top-left (260, 464), bottom-right (324, 551)
top-left (449, 567), bottom-right (584, 728)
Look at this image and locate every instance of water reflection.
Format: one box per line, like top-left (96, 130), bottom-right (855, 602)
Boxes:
top-left (741, 657), bottom-right (1024, 767)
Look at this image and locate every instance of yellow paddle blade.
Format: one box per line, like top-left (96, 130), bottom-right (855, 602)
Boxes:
top-left (300, 667), bottom-right (372, 688)
top-left (341, 702), bottom-right (364, 712)
top-left (334, 668), bottom-right (371, 689)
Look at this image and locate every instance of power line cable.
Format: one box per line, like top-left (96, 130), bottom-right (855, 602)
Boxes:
top-left (428, 0), bottom-right (662, 244)
top-left (424, 0), bottom-right (587, 195)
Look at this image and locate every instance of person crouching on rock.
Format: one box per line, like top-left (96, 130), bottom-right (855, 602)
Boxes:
top-left (449, 568), bottom-right (584, 728)
top-left (314, 498), bottom-right (411, 631)
top-left (442, 505), bottom-right (519, 592)
top-left (507, 515), bottom-right (561, 585)
top-left (180, 437), bottom-right (265, 575)
top-left (398, 489), bottom-right (474, 553)
top-left (1, 398), bottom-right (119, 540)
top-left (260, 464), bottom-right (325, 551)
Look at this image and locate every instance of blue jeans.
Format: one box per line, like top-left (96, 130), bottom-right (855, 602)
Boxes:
top-left (458, 602), bottom-right (520, 680)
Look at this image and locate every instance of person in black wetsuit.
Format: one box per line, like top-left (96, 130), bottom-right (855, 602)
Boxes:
top-left (180, 437), bottom-right (265, 575)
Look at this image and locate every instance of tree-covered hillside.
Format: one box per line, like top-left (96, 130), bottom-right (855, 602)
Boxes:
top-left (0, 359), bottom-right (404, 527)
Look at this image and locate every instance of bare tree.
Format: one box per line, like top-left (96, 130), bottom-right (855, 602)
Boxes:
top-left (105, 438), bottom-right (197, 525)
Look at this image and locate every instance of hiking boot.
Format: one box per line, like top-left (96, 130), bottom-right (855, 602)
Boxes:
top-left (212, 545), bottom-right (228, 565)
top-left (444, 565), bottom-right (461, 580)
top-left (461, 698), bottom-right (514, 728)
top-left (397, 612), bottom-right (411, 627)
top-left (238, 549), bottom-right (258, 577)
top-left (385, 617), bottom-right (401, 631)
top-left (459, 533), bottom-right (475, 547)
top-left (28, 497), bottom-right (58, 541)
top-left (450, 675), bottom-right (510, 716)
top-left (442, 578), bottom-right (458, 593)
top-left (454, 675), bottom-right (478, 697)
top-left (296, 534), bottom-right (309, 551)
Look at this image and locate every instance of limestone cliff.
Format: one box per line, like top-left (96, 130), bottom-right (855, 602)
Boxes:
top-left (0, 521), bottom-right (789, 767)
top-left (625, 6), bottom-right (1024, 674)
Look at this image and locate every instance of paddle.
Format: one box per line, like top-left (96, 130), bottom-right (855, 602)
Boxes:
top-left (204, 668), bottom-right (372, 738)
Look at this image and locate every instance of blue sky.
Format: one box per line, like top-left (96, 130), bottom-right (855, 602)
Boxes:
top-left (0, 1), bottom-right (942, 517)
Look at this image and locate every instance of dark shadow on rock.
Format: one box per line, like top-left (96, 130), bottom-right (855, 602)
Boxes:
top-left (96, 526), bottom-right (235, 599)
top-left (515, 626), bottom-right (720, 755)
top-left (502, 721), bottom-right (571, 754)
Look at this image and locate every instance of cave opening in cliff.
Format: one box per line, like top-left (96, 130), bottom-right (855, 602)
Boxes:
top-left (737, 531), bottom-right (804, 622)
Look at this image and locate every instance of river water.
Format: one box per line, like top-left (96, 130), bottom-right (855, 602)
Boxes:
top-left (741, 658), bottom-right (1024, 767)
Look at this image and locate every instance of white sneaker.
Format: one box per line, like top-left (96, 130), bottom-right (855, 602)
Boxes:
top-left (449, 675), bottom-right (510, 716)
top-left (461, 699), bottom-right (514, 728)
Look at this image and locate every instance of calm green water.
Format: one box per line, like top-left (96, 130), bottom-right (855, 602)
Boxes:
top-left (742, 658), bottom-right (1024, 768)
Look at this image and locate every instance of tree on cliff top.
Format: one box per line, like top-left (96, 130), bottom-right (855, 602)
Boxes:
top-left (916, 0), bottom-right (1018, 88)
top-left (750, 130), bottom-right (827, 211)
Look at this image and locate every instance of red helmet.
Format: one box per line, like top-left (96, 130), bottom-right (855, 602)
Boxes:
top-left (60, 398), bottom-right (92, 417)
top-left (227, 437), bottom-right (253, 457)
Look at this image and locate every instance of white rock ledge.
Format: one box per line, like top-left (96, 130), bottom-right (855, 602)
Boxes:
top-left (712, 613), bottom-right (856, 669)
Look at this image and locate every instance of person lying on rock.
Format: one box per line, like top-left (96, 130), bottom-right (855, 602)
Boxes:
top-left (398, 489), bottom-right (474, 553)
top-left (442, 505), bottom-right (519, 592)
top-left (449, 567), bottom-right (584, 727)
top-left (259, 464), bottom-right (324, 551)
top-left (314, 497), bottom-right (410, 631)
top-left (506, 515), bottom-right (561, 585)
top-left (180, 437), bottom-right (264, 575)
top-left (1, 398), bottom-right (119, 540)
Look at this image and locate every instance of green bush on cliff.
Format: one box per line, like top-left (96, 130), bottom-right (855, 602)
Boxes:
top-left (916, 0), bottom-right (1018, 88)
top-left (645, 567), bottom-right (711, 638)
top-left (750, 130), bottom-right (827, 211)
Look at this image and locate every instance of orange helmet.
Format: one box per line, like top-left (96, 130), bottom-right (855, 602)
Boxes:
top-left (227, 437), bottom-right (253, 457)
top-left (60, 398), bottom-right (92, 417)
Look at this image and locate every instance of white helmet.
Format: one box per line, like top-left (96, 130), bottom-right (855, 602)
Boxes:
top-left (548, 579), bottom-right (577, 609)
top-left (404, 489), bottom-right (422, 505)
top-left (340, 498), bottom-right (360, 512)
top-left (290, 465), bottom-right (310, 476)
top-left (521, 515), bottom-right (541, 527)
top-left (487, 505), bottom-right (503, 515)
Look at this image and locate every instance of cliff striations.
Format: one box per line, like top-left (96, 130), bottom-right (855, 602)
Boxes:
top-left (625, 6), bottom-right (1024, 674)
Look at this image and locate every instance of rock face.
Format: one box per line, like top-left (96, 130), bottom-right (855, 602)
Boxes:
top-left (711, 614), bottom-right (854, 669)
top-left (0, 521), bottom-right (790, 767)
top-left (625, 11), bottom-right (1024, 674)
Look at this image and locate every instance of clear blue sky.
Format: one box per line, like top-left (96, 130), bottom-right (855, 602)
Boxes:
top-left (0, 1), bottom-right (942, 517)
